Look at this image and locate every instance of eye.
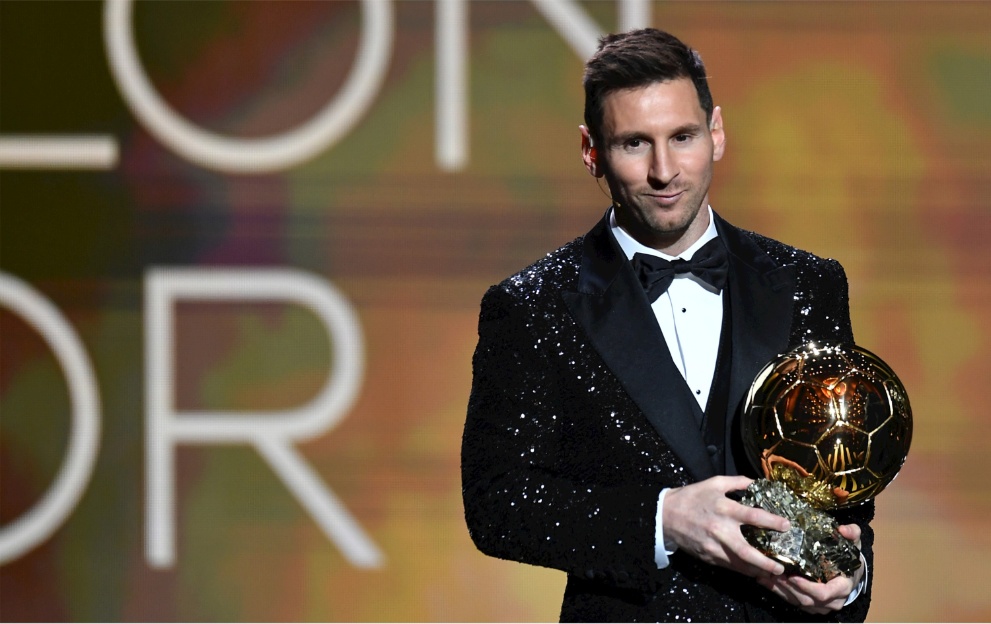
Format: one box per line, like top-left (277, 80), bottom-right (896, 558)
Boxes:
top-left (622, 138), bottom-right (648, 153)
top-left (674, 134), bottom-right (692, 143)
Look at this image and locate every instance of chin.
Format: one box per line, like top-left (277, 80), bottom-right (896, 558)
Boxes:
top-left (645, 215), bottom-right (692, 236)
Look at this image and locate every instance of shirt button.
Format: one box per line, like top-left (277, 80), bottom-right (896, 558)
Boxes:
top-left (696, 389), bottom-right (702, 395)
top-left (681, 307), bottom-right (687, 313)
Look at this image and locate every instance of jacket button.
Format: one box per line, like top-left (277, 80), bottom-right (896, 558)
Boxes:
top-left (707, 444), bottom-right (719, 455)
top-left (585, 569), bottom-right (596, 580)
top-left (616, 571), bottom-right (630, 583)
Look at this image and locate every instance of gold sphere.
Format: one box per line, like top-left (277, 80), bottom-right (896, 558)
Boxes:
top-left (742, 343), bottom-right (913, 509)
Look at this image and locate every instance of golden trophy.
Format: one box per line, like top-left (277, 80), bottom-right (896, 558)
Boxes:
top-left (740, 343), bottom-right (912, 581)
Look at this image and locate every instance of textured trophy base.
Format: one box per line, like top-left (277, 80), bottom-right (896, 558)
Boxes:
top-left (741, 479), bottom-right (861, 582)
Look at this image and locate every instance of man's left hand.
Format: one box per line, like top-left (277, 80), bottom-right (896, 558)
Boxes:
top-left (756, 523), bottom-right (865, 614)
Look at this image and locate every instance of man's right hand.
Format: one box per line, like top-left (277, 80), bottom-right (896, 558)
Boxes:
top-left (663, 475), bottom-right (789, 579)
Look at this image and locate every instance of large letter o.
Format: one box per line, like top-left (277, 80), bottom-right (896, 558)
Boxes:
top-left (104, 0), bottom-right (393, 173)
top-left (0, 273), bottom-right (101, 563)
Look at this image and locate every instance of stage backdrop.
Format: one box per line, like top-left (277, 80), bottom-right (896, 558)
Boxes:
top-left (2, 1), bottom-right (990, 621)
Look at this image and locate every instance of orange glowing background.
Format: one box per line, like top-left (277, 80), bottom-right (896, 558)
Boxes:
top-left (1, 1), bottom-right (990, 621)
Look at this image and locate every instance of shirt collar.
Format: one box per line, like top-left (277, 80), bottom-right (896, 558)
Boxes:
top-left (610, 205), bottom-right (719, 262)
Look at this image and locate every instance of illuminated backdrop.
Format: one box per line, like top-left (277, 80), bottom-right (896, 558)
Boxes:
top-left (1, 1), bottom-right (990, 621)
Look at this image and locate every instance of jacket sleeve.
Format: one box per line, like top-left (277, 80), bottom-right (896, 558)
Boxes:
top-left (830, 258), bottom-right (874, 623)
top-left (776, 257), bottom-right (874, 623)
top-left (461, 284), bottom-right (665, 593)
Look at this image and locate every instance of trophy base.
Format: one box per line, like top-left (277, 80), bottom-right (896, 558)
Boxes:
top-left (741, 479), bottom-right (861, 582)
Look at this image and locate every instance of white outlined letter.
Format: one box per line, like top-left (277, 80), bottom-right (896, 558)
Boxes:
top-left (145, 268), bottom-right (381, 568)
top-left (105, 0), bottom-right (393, 173)
top-left (0, 273), bottom-right (101, 563)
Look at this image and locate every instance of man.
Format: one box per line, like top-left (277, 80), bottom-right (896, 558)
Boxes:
top-left (462, 28), bottom-right (872, 622)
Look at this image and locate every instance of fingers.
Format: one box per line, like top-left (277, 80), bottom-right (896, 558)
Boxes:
top-left (711, 475), bottom-right (756, 495)
top-left (663, 477), bottom-right (790, 579)
top-left (759, 577), bottom-right (833, 614)
top-left (732, 501), bottom-right (791, 533)
top-left (759, 573), bottom-right (855, 614)
top-left (838, 522), bottom-right (862, 546)
top-left (687, 513), bottom-right (784, 577)
top-left (723, 539), bottom-right (786, 577)
top-left (708, 476), bottom-right (790, 532)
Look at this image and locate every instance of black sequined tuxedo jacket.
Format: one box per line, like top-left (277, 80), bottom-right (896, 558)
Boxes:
top-left (462, 211), bottom-right (874, 622)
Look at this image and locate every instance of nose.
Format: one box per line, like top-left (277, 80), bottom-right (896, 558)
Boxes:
top-left (648, 145), bottom-right (678, 187)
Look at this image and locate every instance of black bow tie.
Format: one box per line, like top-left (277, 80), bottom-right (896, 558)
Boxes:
top-left (631, 237), bottom-right (728, 302)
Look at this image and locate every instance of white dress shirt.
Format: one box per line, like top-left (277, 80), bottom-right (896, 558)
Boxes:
top-left (610, 207), bottom-right (723, 411)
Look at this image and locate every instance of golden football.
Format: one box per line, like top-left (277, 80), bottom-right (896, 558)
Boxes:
top-left (742, 343), bottom-right (913, 509)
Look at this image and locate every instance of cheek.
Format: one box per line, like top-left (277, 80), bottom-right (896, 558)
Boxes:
top-left (683, 153), bottom-right (714, 180)
top-left (609, 157), bottom-right (649, 185)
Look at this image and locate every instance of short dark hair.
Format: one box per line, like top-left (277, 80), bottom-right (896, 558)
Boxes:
top-left (583, 28), bottom-right (713, 143)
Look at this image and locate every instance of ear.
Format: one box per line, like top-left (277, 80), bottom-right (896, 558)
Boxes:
top-left (710, 106), bottom-right (726, 162)
top-left (580, 125), bottom-right (603, 178)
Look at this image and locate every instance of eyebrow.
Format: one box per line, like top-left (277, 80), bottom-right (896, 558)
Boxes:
top-left (670, 123), bottom-right (706, 136)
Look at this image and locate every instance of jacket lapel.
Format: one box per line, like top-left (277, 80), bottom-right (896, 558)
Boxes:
top-left (562, 214), bottom-right (715, 482)
top-left (715, 214), bottom-right (796, 423)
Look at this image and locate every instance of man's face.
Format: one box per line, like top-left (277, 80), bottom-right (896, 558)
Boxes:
top-left (583, 78), bottom-right (725, 253)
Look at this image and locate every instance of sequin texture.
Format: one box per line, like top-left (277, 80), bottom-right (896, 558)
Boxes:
top-left (462, 214), bottom-right (873, 622)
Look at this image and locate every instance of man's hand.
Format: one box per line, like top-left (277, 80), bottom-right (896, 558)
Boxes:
top-left (663, 475), bottom-right (789, 578)
top-left (756, 523), bottom-right (865, 614)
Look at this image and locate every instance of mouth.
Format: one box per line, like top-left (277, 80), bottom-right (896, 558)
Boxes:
top-left (645, 191), bottom-right (684, 206)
